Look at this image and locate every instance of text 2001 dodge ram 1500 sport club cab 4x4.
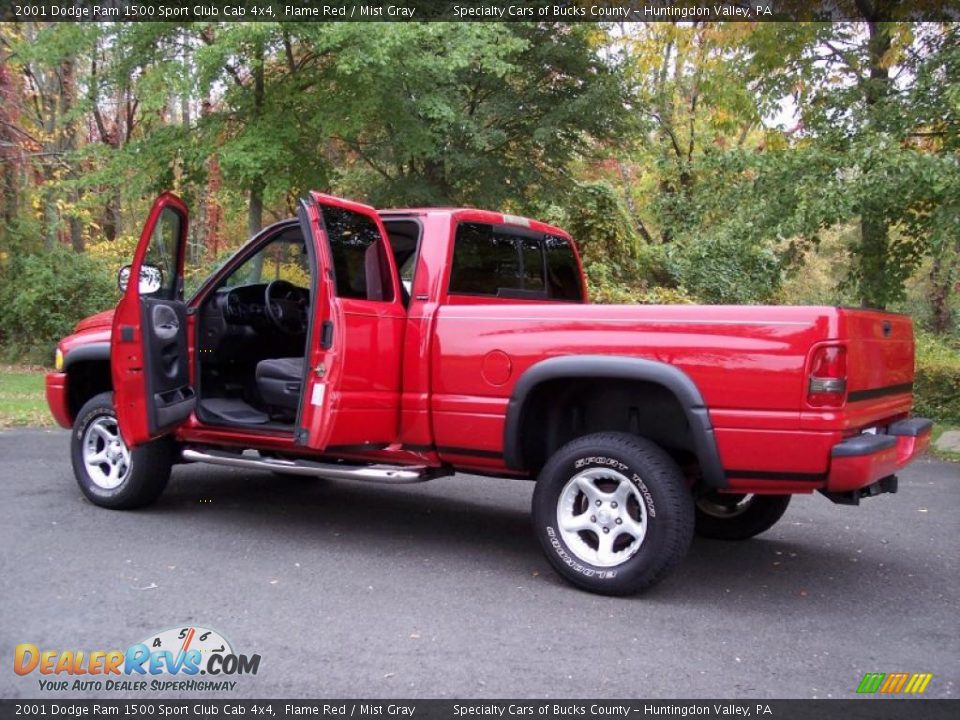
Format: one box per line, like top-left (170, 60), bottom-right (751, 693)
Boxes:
top-left (46, 191), bottom-right (933, 595)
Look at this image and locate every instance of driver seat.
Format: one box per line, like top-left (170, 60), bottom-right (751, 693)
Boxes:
top-left (255, 357), bottom-right (305, 411)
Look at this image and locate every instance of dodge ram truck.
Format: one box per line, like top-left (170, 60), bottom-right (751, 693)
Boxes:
top-left (45, 191), bottom-right (933, 595)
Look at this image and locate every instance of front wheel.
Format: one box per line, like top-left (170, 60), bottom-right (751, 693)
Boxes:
top-left (532, 432), bottom-right (694, 596)
top-left (71, 392), bottom-right (173, 509)
top-left (694, 493), bottom-right (791, 540)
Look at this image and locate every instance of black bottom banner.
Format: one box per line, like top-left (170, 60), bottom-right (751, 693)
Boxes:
top-left (0, 700), bottom-right (957, 720)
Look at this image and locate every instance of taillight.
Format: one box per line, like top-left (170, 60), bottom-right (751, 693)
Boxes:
top-left (808, 345), bottom-right (847, 407)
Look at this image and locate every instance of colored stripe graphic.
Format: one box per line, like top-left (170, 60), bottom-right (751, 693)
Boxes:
top-left (857, 673), bottom-right (885, 693)
top-left (905, 673), bottom-right (933, 694)
top-left (880, 672), bottom-right (909, 693)
top-left (858, 672), bottom-right (932, 694)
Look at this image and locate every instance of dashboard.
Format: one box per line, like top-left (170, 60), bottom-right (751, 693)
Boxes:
top-left (214, 283), bottom-right (310, 327)
top-left (198, 282), bottom-right (310, 363)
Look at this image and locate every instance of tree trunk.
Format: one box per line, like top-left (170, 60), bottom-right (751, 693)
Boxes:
top-left (858, 214), bottom-right (889, 309)
top-left (247, 43), bottom-right (265, 237)
top-left (61, 57), bottom-right (85, 252)
top-left (928, 238), bottom-right (958, 334)
top-left (248, 176), bottom-right (264, 237)
top-left (856, 5), bottom-right (893, 309)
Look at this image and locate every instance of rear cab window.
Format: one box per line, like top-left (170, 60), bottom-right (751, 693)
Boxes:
top-left (448, 222), bottom-right (583, 302)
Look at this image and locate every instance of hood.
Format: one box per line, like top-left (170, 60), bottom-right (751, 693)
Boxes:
top-left (74, 309), bottom-right (115, 333)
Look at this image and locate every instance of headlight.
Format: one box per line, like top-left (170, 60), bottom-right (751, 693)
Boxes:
top-left (54, 347), bottom-right (64, 372)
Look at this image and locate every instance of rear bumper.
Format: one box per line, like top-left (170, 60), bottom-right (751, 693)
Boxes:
top-left (45, 372), bottom-right (72, 429)
top-left (826, 418), bottom-right (933, 493)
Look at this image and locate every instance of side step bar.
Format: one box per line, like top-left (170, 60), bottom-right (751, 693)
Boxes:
top-left (182, 447), bottom-right (431, 484)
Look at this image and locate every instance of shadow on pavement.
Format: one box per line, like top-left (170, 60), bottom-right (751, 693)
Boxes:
top-left (117, 464), bottom-right (911, 603)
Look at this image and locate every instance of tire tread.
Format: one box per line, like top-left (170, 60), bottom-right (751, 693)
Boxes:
top-left (533, 431), bottom-right (694, 596)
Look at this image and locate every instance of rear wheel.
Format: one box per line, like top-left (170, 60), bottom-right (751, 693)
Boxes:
top-left (694, 492), bottom-right (791, 540)
top-left (71, 392), bottom-right (173, 509)
top-left (532, 432), bottom-right (694, 596)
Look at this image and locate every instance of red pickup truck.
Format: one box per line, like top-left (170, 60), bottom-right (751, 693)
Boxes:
top-left (46, 191), bottom-right (932, 595)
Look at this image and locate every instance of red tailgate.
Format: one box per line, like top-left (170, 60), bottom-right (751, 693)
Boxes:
top-left (839, 309), bottom-right (915, 429)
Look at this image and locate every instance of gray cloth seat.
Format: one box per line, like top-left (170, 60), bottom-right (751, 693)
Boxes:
top-left (255, 357), bottom-right (304, 410)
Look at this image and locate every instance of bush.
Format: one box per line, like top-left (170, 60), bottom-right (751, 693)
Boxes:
top-left (0, 248), bottom-right (118, 363)
top-left (675, 230), bottom-right (782, 304)
top-left (583, 260), bottom-right (695, 305)
top-left (561, 180), bottom-right (641, 267)
top-left (913, 331), bottom-right (960, 425)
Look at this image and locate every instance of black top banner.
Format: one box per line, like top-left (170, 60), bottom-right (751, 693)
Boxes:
top-left (1, 0), bottom-right (959, 23)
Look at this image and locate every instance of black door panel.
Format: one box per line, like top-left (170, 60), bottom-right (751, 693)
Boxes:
top-left (141, 297), bottom-right (195, 434)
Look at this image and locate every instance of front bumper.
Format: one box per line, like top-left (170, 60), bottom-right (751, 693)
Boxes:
top-left (45, 372), bottom-right (72, 429)
top-left (825, 418), bottom-right (933, 494)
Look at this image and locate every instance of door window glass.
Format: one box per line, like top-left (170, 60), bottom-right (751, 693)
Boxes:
top-left (142, 207), bottom-right (182, 300)
top-left (321, 206), bottom-right (395, 302)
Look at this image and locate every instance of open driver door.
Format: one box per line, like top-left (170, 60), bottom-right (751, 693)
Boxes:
top-left (111, 192), bottom-right (195, 447)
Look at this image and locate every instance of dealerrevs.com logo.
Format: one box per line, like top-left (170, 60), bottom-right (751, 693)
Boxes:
top-left (14, 626), bottom-right (260, 693)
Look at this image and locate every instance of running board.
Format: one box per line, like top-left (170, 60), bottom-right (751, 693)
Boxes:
top-left (181, 447), bottom-right (430, 484)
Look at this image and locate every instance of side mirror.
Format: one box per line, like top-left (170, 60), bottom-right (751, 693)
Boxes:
top-left (118, 264), bottom-right (163, 295)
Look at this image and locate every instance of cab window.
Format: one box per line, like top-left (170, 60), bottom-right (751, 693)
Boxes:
top-left (449, 222), bottom-right (582, 301)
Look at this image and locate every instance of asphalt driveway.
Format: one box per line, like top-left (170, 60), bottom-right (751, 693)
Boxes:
top-left (0, 428), bottom-right (957, 699)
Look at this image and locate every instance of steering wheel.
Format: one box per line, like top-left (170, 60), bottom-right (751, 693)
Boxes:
top-left (264, 280), bottom-right (308, 336)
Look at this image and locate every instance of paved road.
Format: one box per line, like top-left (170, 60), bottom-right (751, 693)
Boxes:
top-left (1, 428), bottom-right (957, 700)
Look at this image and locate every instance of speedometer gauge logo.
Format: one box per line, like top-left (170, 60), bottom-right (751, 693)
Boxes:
top-left (139, 626), bottom-right (234, 672)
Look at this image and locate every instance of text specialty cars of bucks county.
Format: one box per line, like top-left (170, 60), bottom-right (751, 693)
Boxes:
top-left (45, 191), bottom-right (932, 595)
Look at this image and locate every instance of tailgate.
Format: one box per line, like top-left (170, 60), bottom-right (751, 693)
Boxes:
top-left (839, 309), bottom-right (914, 427)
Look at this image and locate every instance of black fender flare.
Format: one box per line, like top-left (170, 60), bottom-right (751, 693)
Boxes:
top-left (63, 342), bottom-right (110, 370)
top-left (503, 355), bottom-right (726, 488)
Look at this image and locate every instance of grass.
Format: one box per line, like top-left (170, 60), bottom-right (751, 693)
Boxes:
top-left (0, 365), bottom-right (54, 428)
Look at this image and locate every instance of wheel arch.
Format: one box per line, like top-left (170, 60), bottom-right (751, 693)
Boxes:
top-left (503, 355), bottom-right (726, 489)
top-left (63, 343), bottom-right (113, 423)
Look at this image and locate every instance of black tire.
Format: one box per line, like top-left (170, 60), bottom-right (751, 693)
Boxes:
top-left (694, 493), bottom-right (791, 540)
top-left (532, 432), bottom-right (694, 596)
top-left (70, 392), bottom-right (173, 510)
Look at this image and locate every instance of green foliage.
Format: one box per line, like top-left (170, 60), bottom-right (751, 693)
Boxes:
top-left (0, 249), bottom-right (117, 362)
top-left (561, 181), bottom-right (641, 266)
top-left (320, 23), bottom-right (625, 211)
top-left (583, 260), bottom-right (694, 305)
top-left (674, 229), bottom-right (782, 305)
top-left (913, 332), bottom-right (960, 425)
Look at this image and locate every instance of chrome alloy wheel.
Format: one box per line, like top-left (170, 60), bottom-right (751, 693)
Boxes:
top-left (82, 415), bottom-right (131, 490)
top-left (696, 493), bottom-right (754, 519)
top-left (556, 468), bottom-right (648, 568)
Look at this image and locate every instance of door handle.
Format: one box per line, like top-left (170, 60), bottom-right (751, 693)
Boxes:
top-left (320, 320), bottom-right (334, 349)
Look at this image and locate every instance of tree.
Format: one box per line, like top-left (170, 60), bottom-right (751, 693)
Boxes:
top-left (747, 12), bottom-right (960, 311)
top-left (315, 23), bottom-right (625, 213)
